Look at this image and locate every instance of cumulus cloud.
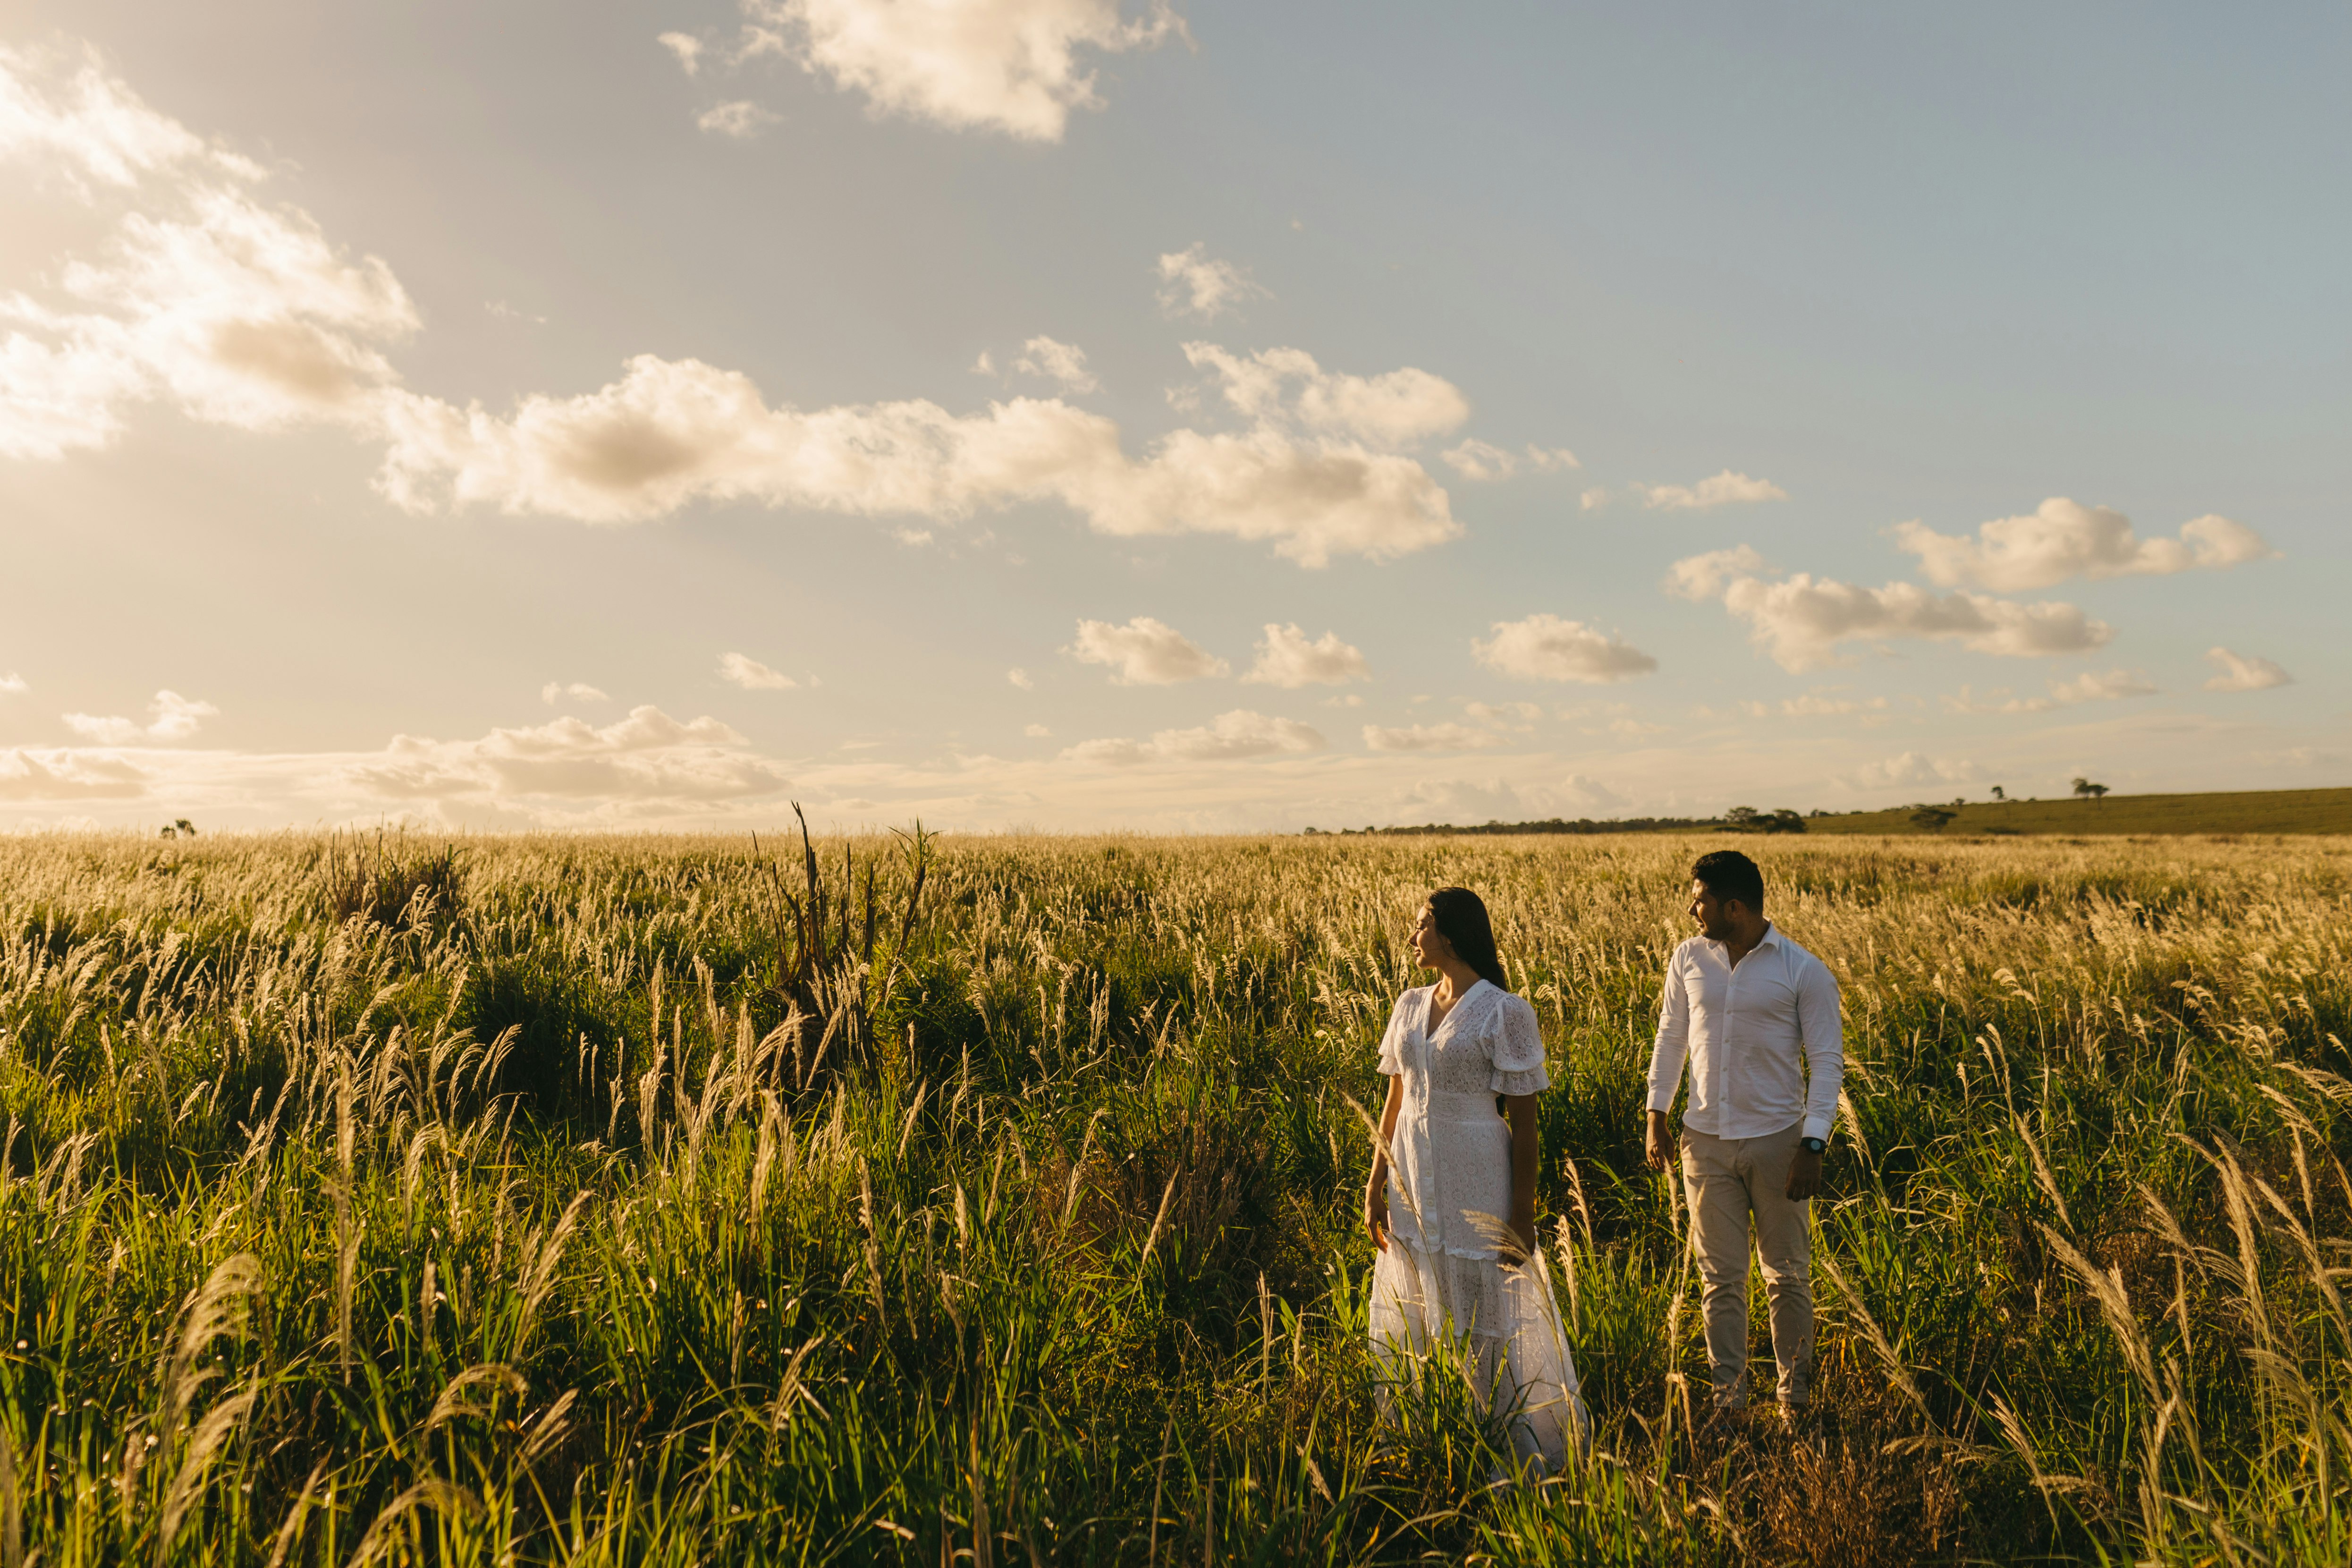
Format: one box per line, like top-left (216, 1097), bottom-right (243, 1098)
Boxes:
top-left (658, 32), bottom-right (706, 74)
top-left (1561, 773), bottom-right (1629, 812)
top-left (541, 681), bottom-right (609, 704)
top-left (1464, 700), bottom-right (1540, 728)
top-left (2204, 647), bottom-right (2292, 692)
top-left (1182, 342), bottom-right (1468, 447)
top-left (1362, 721), bottom-right (1500, 753)
top-left (1023, 722), bottom-right (1050, 737)
top-left (719, 652), bottom-right (799, 689)
top-left (1632, 470), bottom-right (1786, 511)
top-left (343, 704), bottom-right (783, 806)
top-left (0, 747), bottom-right (149, 800)
top-left (0, 45), bottom-right (416, 459)
top-left (1945, 670), bottom-right (2156, 715)
top-left (0, 672), bottom-right (24, 694)
top-left (1013, 334), bottom-right (1098, 393)
top-left (1063, 708), bottom-right (1325, 765)
top-left (1662, 545), bottom-right (1767, 602)
top-left (1669, 549), bottom-right (2111, 672)
top-left (1472, 614), bottom-right (1658, 684)
top-left (1892, 499), bottom-right (2276, 591)
top-left (375, 357), bottom-right (1461, 566)
top-left (1, 47), bottom-right (1457, 570)
top-left (1847, 751), bottom-right (1983, 790)
top-left (1741, 693), bottom-right (1890, 718)
top-left (739, 0), bottom-right (1184, 142)
top-left (1242, 623), bottom-right (1367, 687)
top-left (1065, 616), bottom-right (1226, 684)
top-left (1006, 667), bottom-right (1034, 689)
top-left (1438, 441), bottom-right (1575, 482)
top-left (61, 688), bottom-right (216, 744)
top-left (1156, 243), bottom-right (1267, 319)
top-left (697, 100), bottom-right (779, 137)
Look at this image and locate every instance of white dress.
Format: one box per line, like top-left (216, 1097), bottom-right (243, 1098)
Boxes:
top-left (1370, 978), bottom-right (1588, 1469)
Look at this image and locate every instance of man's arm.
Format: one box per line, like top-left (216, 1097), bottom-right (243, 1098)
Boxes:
top-left (1785, 954), bottom-right (1844, 1199)
top-left (1643, 947), bottom-right (1689, 1170)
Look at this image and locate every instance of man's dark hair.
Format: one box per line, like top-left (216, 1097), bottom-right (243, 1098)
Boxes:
top-left (1692, 849), bottom-right (1765, 913)
top-left (1427, 886), bottom-right (1509, 991)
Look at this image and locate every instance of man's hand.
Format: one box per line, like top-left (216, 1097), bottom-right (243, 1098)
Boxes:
top-left (1644, 1110), bottom-right (1676, 1172)
top-left (1785, 1145), bottom-right (1824, 1201)
top-left (1364, 1180), bottom-right (1389, 1252)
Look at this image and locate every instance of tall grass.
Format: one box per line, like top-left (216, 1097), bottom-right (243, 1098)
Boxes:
top-left (0, 829), bottom-right (2345, 1564)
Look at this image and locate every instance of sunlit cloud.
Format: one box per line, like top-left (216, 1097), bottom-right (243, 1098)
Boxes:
top-left (1062, 708), bottom-right (1324, 765)
top-left (1065, 616), bottom-right (1226, 684)
top-left (2203, 647), bottom-right (2291, 692)
top-left (1156, 243), bottom-right (1266, 319)
top-left (1893, 499), bottom-right (2276, 591)
top-left (1242, 624), bottom-right (1368, 688)
top-left (1472, 614), bottom-right (1657, 684)
top-left (718, 652), bottom-right (798, 690)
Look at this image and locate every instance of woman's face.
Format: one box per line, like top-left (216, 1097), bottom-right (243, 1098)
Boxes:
top-left (1411, 904), bottom-right (1454, 970)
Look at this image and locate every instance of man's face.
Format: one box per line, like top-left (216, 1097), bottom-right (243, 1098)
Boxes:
top-left (1689, 878), bottom-right (1736, 941)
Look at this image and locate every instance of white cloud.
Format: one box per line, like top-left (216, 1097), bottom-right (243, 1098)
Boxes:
top-left (1670, 550), bottom-right (2111, 672)
top-left (1023, 722), bottom-right (1050, 737)
top-left (1464, 700), bottom-right (1540, 728)
top-left (719, 652), bottom-right (799, 690)
top-left (1633, 470), bottom-right (1786, 511)
top-left (659, 32), bottom-right (706, 75)
top-left (1063, 708), bottom-right (1325, 765)
top-left (1441, 439), bottom-right (1515, 482)
top-left (1242, 623), bottom-right (1368, 687)
top-left (0, 747), bottom-right (149, 801)
top-left (2204, 647), bottom-right (2292, 692)
top-left (0, 47), bottom-right (416, 459)
top-left (1006, 667), bottom-right (1034, 689)
top-left (1944, 670), bottom-right (2156, 715)
top-left (61, 688), bottom-right (216, 744)
top-left (1847, 751), bottom-right (1982, 791)
top-left (1472, 614), bottom-right (1658, 685)
top-left (697, 100), bottom-right (780, 137)
top-left (1065, 616), bottom-right (1227, 684)
top-left (1013, 334), bottom-right (1098, 393)
top-left (1892, 499), bottom-right (2277, 591)
top-left (1182, 342), bottom-right (1468, 447)
top-left (541, 681), bottom-right (609, 704)
top-left (0, 49), bottom-right (1451, 569)
top-left (1741, 693), bottom-right (1890, 719)
top-left (1156, 243), bottom-right (1267, 319)
top-left (1362, 721), bottom-right (1500, 753)
top-left (342, 704), bottom-right (785, 807)
top-left (742, 0), bottom-right (1184, 142)
top-left (376, 359), bottom-right (1460, 566)
top-left (1561, 773), bottom-right (1628, 812)
top-left (1663, 545), bottom-right (1768, 602)
top-left (0, 673), bottom-right (24, 694)
top-left (1579, 486), bottom-right (1608, 511)
top-left (1396, 777), bottom-right (1525, 821)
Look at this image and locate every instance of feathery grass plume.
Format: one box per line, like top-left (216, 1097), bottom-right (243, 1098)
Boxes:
top-left (347, 1479), bottom-right (482, 1568)
top-left (153, 1378), bottom-right (258, 1562)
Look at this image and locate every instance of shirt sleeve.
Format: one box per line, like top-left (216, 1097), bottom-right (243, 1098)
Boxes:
top-left (1377, 992), bottom-right (1411, 1075)
top-left (1796, 953), bottom-right (1845, 1142)
top-left (1645, 944), bottom-right (1691, 1114)
top-left (1490, 994), bottom-right (1551, 1096)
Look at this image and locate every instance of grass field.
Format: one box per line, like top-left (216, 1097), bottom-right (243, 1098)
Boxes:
top-left (1804, 786), bottom-right (2352, 837)
top-left (1, 828), bottom-right (2348, 1565)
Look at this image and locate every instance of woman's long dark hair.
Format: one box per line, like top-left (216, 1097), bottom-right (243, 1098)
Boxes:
top-left (1427, 887), bottom-right (1509, 991)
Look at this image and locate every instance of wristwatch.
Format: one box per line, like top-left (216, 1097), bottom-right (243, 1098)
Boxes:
top-left (1798, 1136), bottom-right (1827, 1154)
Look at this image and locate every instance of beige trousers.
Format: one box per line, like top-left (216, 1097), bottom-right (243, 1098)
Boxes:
top-left (1681, 1121), bottom-right (1813, 1408)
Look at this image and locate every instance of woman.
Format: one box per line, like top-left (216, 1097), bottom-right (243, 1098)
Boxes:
top-left (1364, 887), bottom-right (1587, 1471)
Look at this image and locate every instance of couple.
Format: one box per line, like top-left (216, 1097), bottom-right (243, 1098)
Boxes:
top-left (1362, 849), bottom-right (1845, 1470)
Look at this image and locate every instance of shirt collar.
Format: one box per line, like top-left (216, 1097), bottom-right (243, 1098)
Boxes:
top-left (1704, 922), bottom-right (1779, 957)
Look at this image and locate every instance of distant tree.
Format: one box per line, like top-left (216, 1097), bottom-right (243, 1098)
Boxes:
top-left (1910, 804), bottom-right (1958, 832)
top-left (2072, 778), bottom-right (2109, 802)
top-left (1767, 809), bottom-right (1806, 834)
top-left (1723, 805), bottom-right (1764, 833)
top-left (1990, 786), bottom-right (2005, 801)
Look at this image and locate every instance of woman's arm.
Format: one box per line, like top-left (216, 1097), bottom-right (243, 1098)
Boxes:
top-left (1363, 1074), bottom-right (1405, 1251)
top-left (1502, 1093), bottom-right (1540, 1263)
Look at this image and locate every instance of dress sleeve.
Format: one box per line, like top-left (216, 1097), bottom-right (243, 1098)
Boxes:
top-left (1377, 992), bottom-right (1411, 1075)
top-left (1490, 993), bottom-right (1551, 1095)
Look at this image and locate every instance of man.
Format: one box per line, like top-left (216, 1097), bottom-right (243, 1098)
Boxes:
top-left (1644, 848), bottom-right (1843, 1417)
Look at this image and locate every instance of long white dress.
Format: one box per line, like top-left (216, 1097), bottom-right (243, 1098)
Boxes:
top-left (1370, 978), bottom-right (1588, 1469)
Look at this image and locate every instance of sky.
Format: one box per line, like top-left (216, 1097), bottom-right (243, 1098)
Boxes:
top-left (0, 1), bottom-right (2344, 833)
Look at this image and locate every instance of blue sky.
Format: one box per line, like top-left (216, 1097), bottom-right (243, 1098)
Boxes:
top-left (0, 1), bottom-right (2342, 830)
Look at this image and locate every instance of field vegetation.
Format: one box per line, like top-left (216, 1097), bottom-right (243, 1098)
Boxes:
top-left (1805, 786), bottom-right (2352, 837)
top-left (1, 827), bottom-right (2348, 1565)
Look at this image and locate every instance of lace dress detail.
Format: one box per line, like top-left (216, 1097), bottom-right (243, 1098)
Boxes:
top-left (1370, 980), bottom-right (1588, 1469)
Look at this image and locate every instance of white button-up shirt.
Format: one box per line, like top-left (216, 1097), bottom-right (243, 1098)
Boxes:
top-left (1646, 924), bottom-right (1843, 1142)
